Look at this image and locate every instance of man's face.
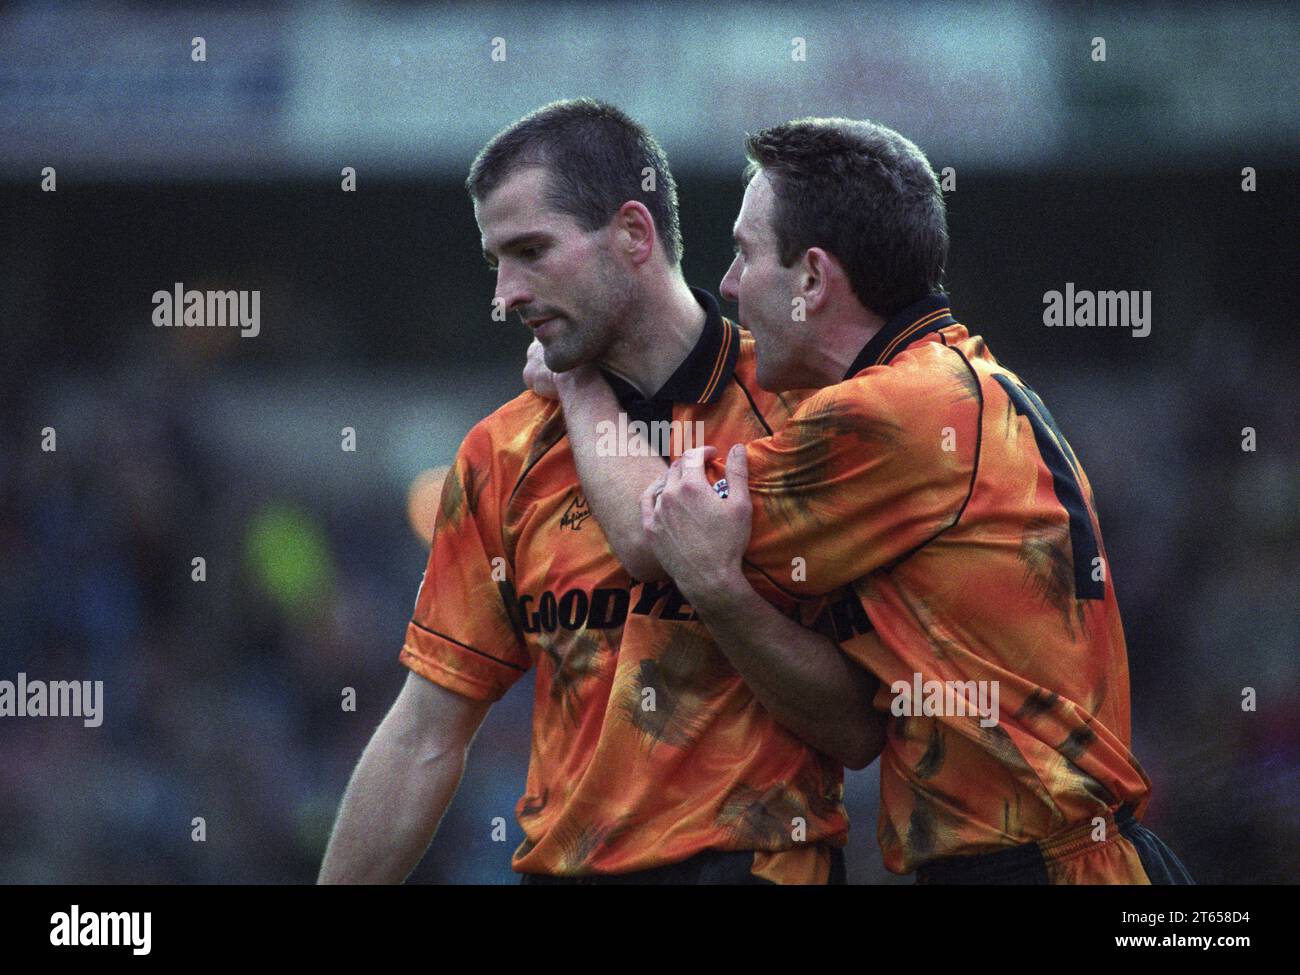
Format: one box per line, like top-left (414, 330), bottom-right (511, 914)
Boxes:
top-left (719, 172), bottom-right (804, 391)
top-left (476, 167), bottom-right (631, 373)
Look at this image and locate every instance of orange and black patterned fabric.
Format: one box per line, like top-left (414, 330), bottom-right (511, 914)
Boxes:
top-left (400, 288), bottom-right (847, 882)
top-left (732, 293), bottom-right (1154, 880)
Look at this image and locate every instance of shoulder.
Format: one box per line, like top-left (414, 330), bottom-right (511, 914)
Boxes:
top-left (454, 390), bottom-right (566, 481)
top-left (790, 337), bottom-right (982, 447)
top-left (464, 389), bottom-right (560, 443)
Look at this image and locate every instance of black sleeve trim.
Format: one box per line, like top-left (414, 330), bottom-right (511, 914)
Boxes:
top-left (408, 619), bottom-right (528, 672)
top-left (730, 374), bottom-right (775, 436)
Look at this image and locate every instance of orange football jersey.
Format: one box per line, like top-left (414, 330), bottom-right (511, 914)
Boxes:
top-left (731, 294), bottom-right (1152, 875)
top-left (401, 289), bottom-right (848, 882)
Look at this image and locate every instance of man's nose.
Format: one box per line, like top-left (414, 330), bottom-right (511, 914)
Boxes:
top-left (494, 263), bottom-right (532, 315)
top-left (719, 256), bottom-right (741, 302)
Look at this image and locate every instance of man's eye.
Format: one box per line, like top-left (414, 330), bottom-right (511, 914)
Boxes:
top-left (521, 246), bottom-right (541, 260)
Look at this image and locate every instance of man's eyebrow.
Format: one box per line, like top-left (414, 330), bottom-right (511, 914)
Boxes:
top-left (733, 226), bottom-right (748, 248)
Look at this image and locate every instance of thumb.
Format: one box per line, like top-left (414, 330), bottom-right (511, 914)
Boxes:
top-left (641, 472), bottom-right (667, 530)
top-left (725, 443), bottom-right (749, 498)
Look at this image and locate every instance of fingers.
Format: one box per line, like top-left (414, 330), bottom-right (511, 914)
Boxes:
top-left (724, 443), bottom-right (750, 499)
top-left (662, 445), bottom-right (728, 502)
top-left (672, 445), bottom-right (714, 489)
top-left (680, 445), bottom-right (716, 470)
top-left (522, 340), bottom-right (546, 389)
top-left (666, 455), bottom-right (686, 488)
top-left (641, 472), bottom-right (668, 530)
top-left (640, 481), bottom-right (657, 530)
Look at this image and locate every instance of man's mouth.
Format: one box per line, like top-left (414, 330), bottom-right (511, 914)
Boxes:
top-left (524, 315), bottom-right (562, 338)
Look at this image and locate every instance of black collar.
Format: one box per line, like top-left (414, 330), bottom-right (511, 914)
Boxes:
top-left (843, 292), bottom-right (956, 380)
top-left (602, 287), bottom-right (740, 406)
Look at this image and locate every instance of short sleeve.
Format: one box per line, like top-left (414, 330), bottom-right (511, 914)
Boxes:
top-left (734, 368), bottom-right (978, 598)
top-left (400, 423), bottom-right (531, 701)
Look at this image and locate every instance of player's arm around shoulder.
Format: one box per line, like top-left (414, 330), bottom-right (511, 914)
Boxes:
top-left (650, 445), bottom-right (887, 770)
top-left (318, 670), bottom-right (491, 884)
top-left (696, 579), bottom-right (888, 769)
top-left (740, 357), bottom-right (980, 594)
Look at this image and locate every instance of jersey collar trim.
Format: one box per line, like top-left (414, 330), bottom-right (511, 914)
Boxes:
top-left (603, 287), bottom-right (740, 406)
top-left (843, 292), bottom-right (955, 380)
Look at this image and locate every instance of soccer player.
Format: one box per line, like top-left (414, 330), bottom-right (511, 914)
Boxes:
top-left (318, 101), bottom-right (886, 885)
top-left (532, 117), bottom-right (1193, 884)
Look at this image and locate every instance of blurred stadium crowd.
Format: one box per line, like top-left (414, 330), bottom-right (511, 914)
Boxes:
top-left (1, 171), bottom-right (1295, 884)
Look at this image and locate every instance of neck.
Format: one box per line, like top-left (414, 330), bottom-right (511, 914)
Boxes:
top-left (799, 311), bottom-right (886, 388)
top-left (600, 273), bottom-right (705, 397)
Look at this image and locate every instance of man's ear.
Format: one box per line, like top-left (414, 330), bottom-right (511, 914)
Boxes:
top-left (613, 201), bottom-right (657, 266)
top-left (800, 247), bottom-right (843, 314)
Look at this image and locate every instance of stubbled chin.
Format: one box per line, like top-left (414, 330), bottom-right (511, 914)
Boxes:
top-left (544, 344), bottom-right (585, 374)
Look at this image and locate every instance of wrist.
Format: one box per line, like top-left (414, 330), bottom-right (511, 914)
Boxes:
top-left (677, 563), bottom-right (751, 617)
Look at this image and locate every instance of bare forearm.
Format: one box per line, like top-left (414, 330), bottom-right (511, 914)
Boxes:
top-left (318, 717), bottom-right (468, 883)
top-left (556, 370), bottom-right (667, 579)
top-left (686, 573), bottom-right (884, 769)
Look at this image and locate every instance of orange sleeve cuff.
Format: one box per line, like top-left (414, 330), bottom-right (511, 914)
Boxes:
top-left (399, 620), bottom-right (527, 703)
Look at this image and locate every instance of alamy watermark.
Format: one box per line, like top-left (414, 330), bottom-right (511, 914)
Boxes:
top-left (1043, 284), bottom-right (1150, 337)
top-left (890, 672), bottom-right (1000, 727)
top-left (0, 673), bottom-right (103, 727)
top-left (152, 282), bottom-right (260, 337)
top-left (50, 906), bottom-right (150, 955)
top-left (595, 413), bottom-right (705, 457)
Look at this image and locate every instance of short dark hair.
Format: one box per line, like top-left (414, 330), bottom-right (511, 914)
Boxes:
top-left (467, 98), bottom-right (683, 264)
top-left (744, 118), bottom-right (948, 317)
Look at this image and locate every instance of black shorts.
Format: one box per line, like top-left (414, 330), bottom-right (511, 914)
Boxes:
top-left (915, 804), bottom-right (1195, 885)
